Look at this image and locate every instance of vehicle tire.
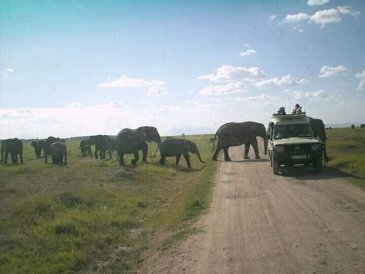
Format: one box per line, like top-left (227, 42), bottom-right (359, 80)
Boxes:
top-left (269, 151), bottom-right (272, 167)
top-left (313, 156), bottom-right (323, 172)
top-left (273, 155), bottom-right (279, 175)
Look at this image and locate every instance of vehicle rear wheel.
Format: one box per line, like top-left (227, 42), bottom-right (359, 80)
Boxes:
top-left (313, 156), bottom-right (323, 172)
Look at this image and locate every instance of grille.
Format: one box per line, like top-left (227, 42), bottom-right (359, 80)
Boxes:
top-left (285, 144), bottom-right (311, 152)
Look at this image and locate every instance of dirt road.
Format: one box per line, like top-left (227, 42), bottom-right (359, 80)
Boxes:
top-left (139, 145), bottom-right (365, 273)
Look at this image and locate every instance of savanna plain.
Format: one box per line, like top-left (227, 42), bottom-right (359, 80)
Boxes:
top-left (1, 128), bottom-right (365, 273)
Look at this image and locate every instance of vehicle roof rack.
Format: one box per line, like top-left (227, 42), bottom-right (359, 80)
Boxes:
top-left (272, 112), bottom-right (307, 119)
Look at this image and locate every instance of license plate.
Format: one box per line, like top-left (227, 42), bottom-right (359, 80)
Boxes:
top-left (292, 155), bottom-right (307, 159)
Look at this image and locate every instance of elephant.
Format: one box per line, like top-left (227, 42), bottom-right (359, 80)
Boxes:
top-left (212, 121), bottom-right (268, 161)
top-left (1, 138), bottom-right (24, 164)
top-left (309, 117), bottom-right (328, 162)
top-left (50, 141), bottom-right (67, 165)
top-left (88, 135), bottom-right (113, 159)
top-left (43, 136), bottom-right (61, 163)
top-left (80, 139), bottom-right (92, 157)
top-left (116, 126), bottom-right (161, 166)
top-left (31, 140), bottom-right (44, 159)
top-left (158, 138), bottom-right (206, 168)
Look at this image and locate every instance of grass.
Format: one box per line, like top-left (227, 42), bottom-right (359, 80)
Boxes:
top-left (0, 134), bottom-right (216, 273)
top-left (326, 127), bottom-right (365, 189)
top-left (2, 128), bottom-right (363, 272)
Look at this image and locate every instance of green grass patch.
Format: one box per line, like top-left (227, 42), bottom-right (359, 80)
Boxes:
top-left (0, 134), bottom-right (216, 273)
top-left (326, 128), bottom-right (365, 188)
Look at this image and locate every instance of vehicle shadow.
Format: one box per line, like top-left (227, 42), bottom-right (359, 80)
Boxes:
top-left (278, 165), bottom-right (353, 181)
top-left (216, 159), bottom-right (270, 163)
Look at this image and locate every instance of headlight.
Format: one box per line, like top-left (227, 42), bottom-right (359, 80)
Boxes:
top-left (274, 145), bottom-right (284, 152)
top-left (311, 144), bottom-right (322, 150)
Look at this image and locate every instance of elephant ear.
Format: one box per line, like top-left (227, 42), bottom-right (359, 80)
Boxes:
top-left (184, 141), bottom-right (195, 153)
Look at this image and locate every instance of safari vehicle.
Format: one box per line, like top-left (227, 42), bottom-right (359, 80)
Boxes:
top-left (267, 112), bottom-right (324, 175)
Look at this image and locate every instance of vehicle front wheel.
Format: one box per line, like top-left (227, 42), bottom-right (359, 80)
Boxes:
top-left (273, 155), bottom-right (280, 175)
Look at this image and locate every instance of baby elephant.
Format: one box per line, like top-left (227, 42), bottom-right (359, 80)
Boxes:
top-left (50, 141), bottom-right (67, 165)
top-left (158, 138), bottom-right (206, 168)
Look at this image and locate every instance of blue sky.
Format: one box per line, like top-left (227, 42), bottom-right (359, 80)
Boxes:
top-left (1, 0), bottom-right (364, 138)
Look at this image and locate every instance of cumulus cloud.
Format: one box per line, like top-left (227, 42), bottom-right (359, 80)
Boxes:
top-left (284, 6), bottom-right (360, 28)
top-left (269, 15), bottom-right (277, 21)
top-left (355, 70), bottom-right (365, 91)
top-left (255, 75), bottom-right (308, 89)
top-left (98, 75), bottom-right (168, 96)
top-left (307, 0), bottom-right (330, 6)
top-left (318, 65), bottom-right (347, 78)
top-left (199, 82), bottom-right (246, 96)
top-left (198, 65), bottom-right (265, 82)
top-left (4, 68), bottom-right (14, 73)
top-left (239, 49), bottom-right (257, 57)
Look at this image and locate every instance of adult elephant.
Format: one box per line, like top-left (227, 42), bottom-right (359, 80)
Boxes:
top-left (80, 139), bottom-right (92, 157)
top-left (43, 136), bottom-right (60, 163)
top-left (309, 117), bottom-right (328, 162)
top-left (212, 121), bottom-right (267, 161)
top-left (1, 138), bottom-right (24, 164)
top-left (158, 138), bottom-right (206, 168)
top-left (31, 140), bottom-right (44, 159)
top-left (50, 141), bottom-right (67, 165)
top-left (116, 126), bottom-right (161, 166)
top-left (88, 135), bottom-right (113, 159)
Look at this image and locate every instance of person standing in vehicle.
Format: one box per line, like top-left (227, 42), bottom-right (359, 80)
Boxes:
top-left (292, 104), bottom-right (302, 114)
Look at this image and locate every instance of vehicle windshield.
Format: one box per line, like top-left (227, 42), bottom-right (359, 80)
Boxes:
top-left (274, 124), bottom-right (313, 139)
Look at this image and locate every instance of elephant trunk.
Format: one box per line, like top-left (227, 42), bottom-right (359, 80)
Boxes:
top-left (196, 148), bottom-right (206, 163)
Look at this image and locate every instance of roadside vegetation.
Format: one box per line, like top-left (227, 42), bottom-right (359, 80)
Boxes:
top-left (0, 135), bottom-right (215, 273)
top-left (326, 127), bottom-right (365, 189)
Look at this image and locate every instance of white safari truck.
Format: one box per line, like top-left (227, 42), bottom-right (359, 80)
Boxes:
top-left (267, 112), bottom-right (324, 175)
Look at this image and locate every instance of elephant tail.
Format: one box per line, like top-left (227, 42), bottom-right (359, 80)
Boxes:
top-left (212, 134), bottom-right (217, 152)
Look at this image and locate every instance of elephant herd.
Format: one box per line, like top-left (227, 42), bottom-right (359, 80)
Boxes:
top-left (1, 117), bottom-right (328, 167)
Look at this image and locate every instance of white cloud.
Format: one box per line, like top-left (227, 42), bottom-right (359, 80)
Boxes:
top-left (239, 49), bottom-right (257, 57)
top-left (98, 75), bottom-right (168, 96)
top-left (355, 70), bottom-right (365, 91)
top-left (199, 82), bottom-right (246, 95)
top-left (198, 65), bottom-right (265, 82)
top-left (284, 6), bottom-right (360, 28)
top-left (269, 15), bottom-right (276, 21)
top-left (4, 68), bottom-right (14, 73)
top-left (307, 0), bottom-right (330, 6)
top-left (292, 90), bottom-right (330, 101)
top-left (318, 65), bottom-right (347, 78)
top-left (0, 102), bottom-right (133, 139)
top-left (284, 13), bottom-right (311, 24)
top-left (255, 75), bottom-right (308, 89)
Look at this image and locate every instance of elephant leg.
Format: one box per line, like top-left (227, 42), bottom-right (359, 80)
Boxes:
top-left (244, 143), bottom-right (250, 159)
top-left (45, 154), bottom-right (48, 163)
top-left (223, 147), bottom-right (231, 161)
top-left (212, 145), bottom-right (222, 161)
top-left (142, 142), bottom-right (148, 162)
top-left (118, 151), bottom-right (125, 166)
top-left (131, 151), bottom-right (139, 166)
top-left (183, 152), bottom-right (191, 168)
top-left (252, 140), bottom-right (260, 159)
top-left (109, 150), bottom-right (112, 159)
top-left (176, 154), bottom-right (182, 165)
top-left (323, 144), bottom-right (329, 162)
top-left (5, 152), bottom-right (9, 164)
top-left (19, 153), bottom-right (23, 164)
top-left (159, 155), bottom-right (166, 165)
top-left (94, 147), bottom-right (99, 159)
